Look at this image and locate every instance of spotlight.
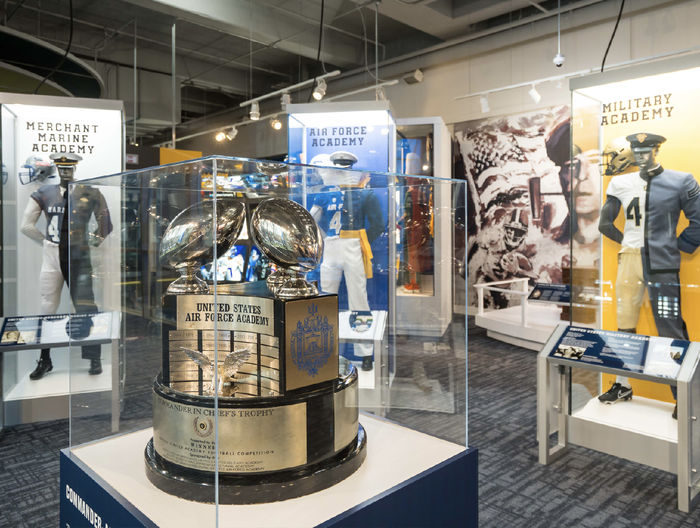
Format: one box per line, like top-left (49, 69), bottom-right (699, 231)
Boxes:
top-left (215, 130), bottom-right (227, 142)
top-left (375, 86), bottom-right (387, 101)
top-left (270, 118), bottom-right (282, 130)
top-left (281, 92), bottom-right (291, 109)
top-left (312, 79), bottom-right (327, 101)
top-left (225, 126), bottom-right (238, 140)
top-left (479, 95), bottom-right (490, 113)
top-left (250, 101), bottom-right (260, 120)
top-left (528, 85), bottom-right (541, 104)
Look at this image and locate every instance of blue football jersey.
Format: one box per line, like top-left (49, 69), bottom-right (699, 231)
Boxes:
top-left (312, 187), bottom-right (344, 237)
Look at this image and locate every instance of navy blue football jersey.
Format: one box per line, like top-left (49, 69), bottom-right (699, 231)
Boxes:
top-left (31, 184), bottom-right (113, 246)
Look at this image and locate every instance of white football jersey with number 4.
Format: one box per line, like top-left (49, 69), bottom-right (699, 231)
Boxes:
top-left (605, 172), bottom-right (647, 248)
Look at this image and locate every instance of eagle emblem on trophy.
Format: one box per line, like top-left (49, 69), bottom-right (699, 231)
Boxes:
top-left (290, 303), bottom-right (334, 376)
top-left (181, 345), bottom-right (253, 396)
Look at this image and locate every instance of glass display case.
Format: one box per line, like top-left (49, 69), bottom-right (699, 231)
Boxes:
top-left (59, 156), bottom-right (472, 527)
top-left (394, 117), bottom-right (454, 338)
top-left (0, 93), bottom-right (123, 430)
top-left (538, 53), bottom-right (700, 512)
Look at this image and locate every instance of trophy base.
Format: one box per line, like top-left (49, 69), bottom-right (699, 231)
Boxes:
top-left (144, 425), bottom-right (367, 504)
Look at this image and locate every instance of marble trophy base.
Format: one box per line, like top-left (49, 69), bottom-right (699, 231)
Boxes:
top-left (144, 426), bottom-right (366, 504)
top-left (144, 367), bottom-right (365, 504)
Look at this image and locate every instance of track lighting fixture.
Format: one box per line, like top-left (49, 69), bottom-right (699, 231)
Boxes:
top-left (250, 101), bottom-right (260, 120)
top-left (312, 79), bottom-right (327, 101)
top-left (270, 117), bottom-right (282, 130)
top-left (281, 92), bottom-right (291, 109)
top-left (215, 126), bottom-right (238, 142)
top-left (528, 85), bottom-right (541, 104)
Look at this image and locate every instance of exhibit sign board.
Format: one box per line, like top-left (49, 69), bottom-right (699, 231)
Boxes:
top-left (549, 325), bottom-right (688, 380)
top-left (287, 101), bottom-right (395, 173)
top-left (529, 283), bottom-right (570, 305)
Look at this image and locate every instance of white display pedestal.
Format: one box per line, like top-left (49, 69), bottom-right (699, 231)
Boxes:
top-left (60, 413), bottom-right (477, 527)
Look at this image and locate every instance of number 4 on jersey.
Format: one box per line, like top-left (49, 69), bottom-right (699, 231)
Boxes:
top-left (626, 197), bottom-right (642, 226)
top-left (329, 211), bottom-right (342, 234)
top-left (47, 214), bottom-right (60, 243)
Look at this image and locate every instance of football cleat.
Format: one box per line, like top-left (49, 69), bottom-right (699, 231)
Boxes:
top-left (598, 383), bottom-right (633, 404)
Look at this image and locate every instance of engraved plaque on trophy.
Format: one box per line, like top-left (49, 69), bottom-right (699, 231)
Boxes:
top-left (145, 197), bottom-right (366, 504)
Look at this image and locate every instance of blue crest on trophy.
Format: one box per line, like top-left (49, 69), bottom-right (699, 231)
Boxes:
top-left (290, 303), bottom-right (333, 376)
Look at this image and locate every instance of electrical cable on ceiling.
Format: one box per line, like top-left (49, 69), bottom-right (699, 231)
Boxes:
top-left (34, 0), bottom-right (73, 94)
top-left (601, 0), bottom-right (625, 73)
top-left (358, 6), bottom-right (385, 82)
top-left (317, 0), bottom-right (328, 73)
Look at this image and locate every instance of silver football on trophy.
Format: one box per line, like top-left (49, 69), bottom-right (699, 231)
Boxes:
top-left (250, 198), bottom-right (323, 299)
top-left (161, 198), bottom-right (246, 294)
top-left (256, 161), bottom-right (288, 176)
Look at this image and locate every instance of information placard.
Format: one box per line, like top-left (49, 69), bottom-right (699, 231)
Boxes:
top-left (549, 325), bottom-right (687, 379)
top-left (528, 283), bottom-right (570, 304)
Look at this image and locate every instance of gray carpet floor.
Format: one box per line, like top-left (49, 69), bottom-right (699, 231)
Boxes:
top-left (2, 316), bottom-right (700, 527)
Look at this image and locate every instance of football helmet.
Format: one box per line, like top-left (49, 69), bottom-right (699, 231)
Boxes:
top-left (349, 310), bottom-right (373, 333)
top-left (603, 137), bottom-right (634, 175)
top-left (503, 208), bottom-right (528, 250)
top-left (65, 315), bottom-right (94, 340)
top-left (19, 155), bottom-right (55, 185)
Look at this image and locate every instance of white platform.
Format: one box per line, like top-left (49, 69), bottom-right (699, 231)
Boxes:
top-left (475, 304), bottom-right (561, 351)
top-left (338, 310), bottom-right (387, 342)
top-left (4, 348), bottom-right (112, 402)
top-left (71, 414), bottom-right (464, 528)
top-left (339, 311), bottom-right (388, 392)
top-left (573, 395), bottom-right (677, 443)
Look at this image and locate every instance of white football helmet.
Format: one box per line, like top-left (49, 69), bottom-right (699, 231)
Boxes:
top-left (20, 155), bottom-right (55, 185)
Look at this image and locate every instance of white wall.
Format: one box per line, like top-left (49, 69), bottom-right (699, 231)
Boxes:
top-left (344, 0), bottom-right (700, 126)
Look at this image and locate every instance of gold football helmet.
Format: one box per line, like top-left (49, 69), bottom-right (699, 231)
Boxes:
top-left (603, 136), bottom-right (635, 175)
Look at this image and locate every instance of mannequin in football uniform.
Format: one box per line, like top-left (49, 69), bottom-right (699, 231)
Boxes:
top-left (309, 151), bottom-right (384, 371)
top-left (598, 133), bottom-right (700, 412)
top-left (20, 152), bottom-right (113, 380)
